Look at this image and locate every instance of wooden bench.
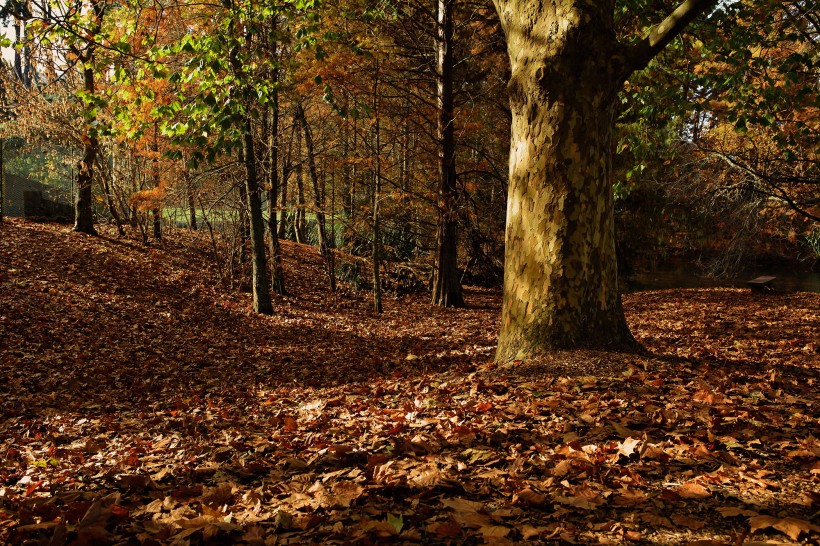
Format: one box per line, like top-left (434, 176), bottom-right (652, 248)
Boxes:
top-left (748, 276), bottom-right (776, 293)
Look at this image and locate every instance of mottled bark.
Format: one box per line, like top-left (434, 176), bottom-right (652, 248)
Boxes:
top-left (491, 0), bottom-right (715, 360)
top-left (493, 0), bottom-right (629, 360)
top-left (431, 0), bottom-right (464, 308)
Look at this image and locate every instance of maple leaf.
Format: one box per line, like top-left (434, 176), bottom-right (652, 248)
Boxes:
top-left (618, 437), bottom-right (641, 457)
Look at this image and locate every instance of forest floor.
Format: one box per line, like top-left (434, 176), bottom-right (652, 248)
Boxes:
top-left (0, 218), bottom-right (818, 545)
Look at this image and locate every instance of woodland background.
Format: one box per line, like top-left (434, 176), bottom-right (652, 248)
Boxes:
top-left (0, 0), bottom-right (818, 544)
top-left (0, 0), bottom-right (817, 289)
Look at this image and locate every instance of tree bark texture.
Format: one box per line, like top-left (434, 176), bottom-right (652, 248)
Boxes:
top-left (186, 172), bottom-right (198, 230)
top-left (73, 58), bottom-right (98, 235)
top-left (278, 147), bottom-right (289, 239)
top-left (267, 92), bottom-right (286, 295)
top-left (293, 123), bottom-right (307, 244)
top-left (492, 0), bottom-right (634, 360)
top-left (372, 58), bottom-right (383, 313)
top-left (431, 0), bottom-right (465, 308)
top-left (295, 103), bottom-right (336, 292)
top-left (151, 124), bottom-right (162, 240)
top-left (0, 138), bottom-right (5, 222)
top-left (240, 116), bottom-right (274, 315)
top-left (225, 7), bottom-right (273, 315)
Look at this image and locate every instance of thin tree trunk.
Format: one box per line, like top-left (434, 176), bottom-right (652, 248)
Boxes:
top-left (0, 138), bottom-right (4, 223)
top-left (293, 120), bottom-right (307, 244)
top-left (266, 54), bottom-right (285, 295)
top-left (372, 56), bottom-right (383, 313)
top-left (238, 150), bottom-right (250, 265)
top-left (99, 152), bottom-right (125, 236)
top-left (431, 0), bottom-right (464, 307)
top-left (186, 172), bottom-right (197, 230)
top-left (278, 130), bottom-right (290, 239)
top-left (226, 7), bottom-right (273, 315)
top-left (73, 52), bottom-right (97, 235)
top-left (295, 103), bottom-right (335, 291)
top-left (151, 123), bottom-right (162, 240)
top-left (350, 116), bottom-right (357, 223)
top-left (240, 114), bottom-right (273, 314)
top-left (13, 23), bottom-right (23, 83)
top-left (341, 100), bottom-right (352, 219)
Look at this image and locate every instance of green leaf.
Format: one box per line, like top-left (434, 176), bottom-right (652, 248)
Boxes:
top-left (387, 513), bottom-right (403, 534)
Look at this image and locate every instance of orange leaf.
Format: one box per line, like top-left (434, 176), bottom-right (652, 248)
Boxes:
top-left (475, 402), bottom-right (493, 413)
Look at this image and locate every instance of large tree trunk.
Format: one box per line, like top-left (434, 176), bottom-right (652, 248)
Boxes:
top-left (431, 0), bottom-right (464, 307)
top-left (491, 0), bottom-right (716, 360)
top-left (492, 0), bottom-right (634, 361)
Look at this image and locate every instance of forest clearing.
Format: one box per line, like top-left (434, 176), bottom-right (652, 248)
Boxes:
top-left (1, 219), bottom-right (818, 545)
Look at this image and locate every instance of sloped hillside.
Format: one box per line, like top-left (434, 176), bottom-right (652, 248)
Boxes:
top-left (0, 219), bottom-right (817, 545)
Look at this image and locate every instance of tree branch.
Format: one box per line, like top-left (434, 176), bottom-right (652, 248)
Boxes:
top-left (621, 0), bottom-right (719, 76)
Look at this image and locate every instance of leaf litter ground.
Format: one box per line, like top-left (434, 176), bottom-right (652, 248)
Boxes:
top-left (0, 219), bottom-right (817, 545)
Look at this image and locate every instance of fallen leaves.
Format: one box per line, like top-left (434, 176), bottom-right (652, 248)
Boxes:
top-left (0, 219), bottom-right (818, 544)
top-left (749, 515), bottom-right (820, 541)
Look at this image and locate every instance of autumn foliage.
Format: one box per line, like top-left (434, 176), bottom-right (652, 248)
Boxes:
top-left (1, 219), bottom-right (817, 544)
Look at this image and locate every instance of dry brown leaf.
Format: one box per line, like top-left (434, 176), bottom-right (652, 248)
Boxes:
top-left (749, 515), bottom-right (820, 541)
top-left (513, 487), bottom-right (546, 506)
top-left (453, 510), bottom-right (494, 528)
top-left (554, 495), bottom-right (602, 510)
top-left (330, 480), bottom-right (364, 508)
top-left (409, 464), bottom-right (441, 488)
top-left (361, 518), bottom-right (399, 537)
top-left (479, 525), bottom-right (510, 538)
top-left (639, 512), bottom-right (672, 527)
top-left (441, 497), bottom-right (485, 512)
top-left (717, 507), bottom-right (758, 518)
top-left (676, 482), bottom-right (711, 499)
top-left (428, 519), bottom-right (462, 537)
top-left (618, 437), bottom-right (641, 457)
top-left (201, 484), bottom-right (233, 508)
top-left (671, 513), bottom-right (705, 530)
